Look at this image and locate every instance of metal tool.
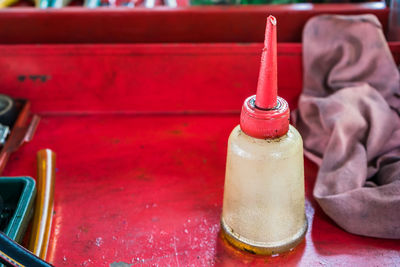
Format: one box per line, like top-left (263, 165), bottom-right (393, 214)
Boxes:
top-left (51, 0), bottom-right (72, 7)
top-left (36, 0), bottom-right (52, 8)
top-left (144, 0), bottom-right (154, 7)
top-left (0, 94), bottom-right (17, 128)
top-left (84, 0), bottom-right (100, 8)
top-left (164, 0), bottom-right (176, 7)
top-left (0, 125), bottom-right (9, 145)
top-left (0, 100), bottom-right (40, 175)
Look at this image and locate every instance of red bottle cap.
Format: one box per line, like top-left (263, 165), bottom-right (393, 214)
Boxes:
top-left (240, 15), bottom-right (290, 139)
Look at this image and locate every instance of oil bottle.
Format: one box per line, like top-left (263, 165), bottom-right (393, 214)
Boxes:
top-left (221, 15), bottom-right (307, 255)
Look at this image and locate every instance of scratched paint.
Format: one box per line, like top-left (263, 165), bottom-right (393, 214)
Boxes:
top-left (17, 75), bottom-right (51, 83)
top-left (110, 262), bottom-right (132, 267)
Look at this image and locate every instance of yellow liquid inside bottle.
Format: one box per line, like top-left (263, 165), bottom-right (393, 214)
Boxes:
top-left (221, 124), bottom-right (307, 255)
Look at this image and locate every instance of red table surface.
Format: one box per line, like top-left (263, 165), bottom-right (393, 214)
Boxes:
top-left (2, 115), bottom-right (400, 266)
top-left (0, 41), bottom-right (399, 266)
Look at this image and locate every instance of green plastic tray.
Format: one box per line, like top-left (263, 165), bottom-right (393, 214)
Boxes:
top-left (0, 177), bottom-right (36, 243)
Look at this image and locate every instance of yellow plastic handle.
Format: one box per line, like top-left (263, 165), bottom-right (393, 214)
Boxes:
top-left (0, 0), bottom-right (18, 8)
top-left (28, 149), bottom-right (56, 260)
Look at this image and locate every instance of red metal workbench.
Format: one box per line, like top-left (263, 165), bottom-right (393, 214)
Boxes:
top-left (0, 3), bottom-right (389, 44)
top-left (0, 4), bottom-right (399, 266)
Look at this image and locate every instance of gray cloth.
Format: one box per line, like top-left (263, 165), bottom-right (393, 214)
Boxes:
top-left (294, 14), bottom-right (400, 238)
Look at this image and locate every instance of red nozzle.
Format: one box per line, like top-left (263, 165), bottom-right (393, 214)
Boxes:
top-left (240, 16), bottom-right (290, 139)
top-left (255, 15), bottom-right (277, 110)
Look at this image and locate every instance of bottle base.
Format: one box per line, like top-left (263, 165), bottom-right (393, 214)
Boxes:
top-left (220, 217), bottom-right (307, 255)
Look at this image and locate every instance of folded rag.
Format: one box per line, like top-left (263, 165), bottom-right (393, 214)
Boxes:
top-left (294, 14), bottom-right (400, 239)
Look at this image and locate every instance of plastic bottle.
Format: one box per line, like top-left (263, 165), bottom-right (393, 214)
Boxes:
top-left (221, 15), bottom-right (307, 255)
